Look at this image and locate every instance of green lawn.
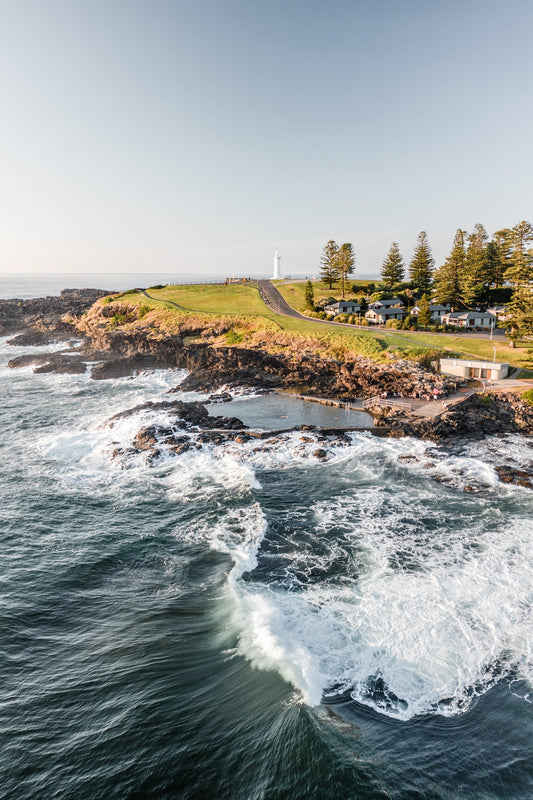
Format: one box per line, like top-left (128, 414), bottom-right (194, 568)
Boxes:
top-left (111, 281), bottom-right (530, 368)
top-left (276, 280), bottom-right (361, 312)
top-left (275, 281), bottom-right (528, 366)
top-left (122, 283), bottom-right (271, 315)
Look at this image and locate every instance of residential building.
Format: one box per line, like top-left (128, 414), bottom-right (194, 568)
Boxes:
top-left (365, 305), bottom-right (406, 324)
top-left (324, 301), bottom-right (361, 315)
top-left (411, 303), bottom-right (450, 321)
top-left (441, 311), bottom-right (496, 330)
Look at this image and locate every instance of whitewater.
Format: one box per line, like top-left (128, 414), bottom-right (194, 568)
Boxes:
top-left (2, 333), bottom-right (533, 800)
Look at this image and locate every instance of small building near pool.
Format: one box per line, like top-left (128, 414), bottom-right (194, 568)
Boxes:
top-left (439, 358), bottom-right (509, 381)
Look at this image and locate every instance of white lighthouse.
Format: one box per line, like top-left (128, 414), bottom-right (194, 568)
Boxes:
top-left (273, 250), bottom-right (281, 279)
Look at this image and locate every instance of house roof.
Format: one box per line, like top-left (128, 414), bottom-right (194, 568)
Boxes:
top-left (325, 301), bottom-right (360, 310)
top-left (366, 306), bottom-right (405, 317)
top-left (415, 304), bottom-right (449, 312)
top-left (444, 311), bottom-right (496, 321)
top-left (370, 297), bottom-right (403, 308)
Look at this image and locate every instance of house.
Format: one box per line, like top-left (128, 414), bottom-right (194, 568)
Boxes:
top-left (368, 297), bottom-right (404, 310)
top-left (440, 358), bottom-right (508, 381)
top-left (487, 305), bottom-right (511, 322)
top-left (411, 303), bottom-right (450, 321)
top-left (324, 300), bottom-right (361, 315)
top-left (441, 311), bottom-right (496, 330)
top-left (365, 305), bottom-right (406, 324)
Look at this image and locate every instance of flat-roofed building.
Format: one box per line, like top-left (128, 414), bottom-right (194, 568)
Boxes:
top-left (440, 358), bottom-right (508, 380)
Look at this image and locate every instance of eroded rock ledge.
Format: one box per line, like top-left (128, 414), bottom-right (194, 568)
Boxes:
top-left (379, 392), bottom-right (533, 440)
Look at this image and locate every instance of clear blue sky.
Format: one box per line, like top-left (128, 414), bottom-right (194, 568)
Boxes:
top-left (0, 0), bottom-right (531, 278)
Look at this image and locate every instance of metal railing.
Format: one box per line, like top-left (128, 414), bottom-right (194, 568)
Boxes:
top-left (362, 396), bottom-right (412, 411)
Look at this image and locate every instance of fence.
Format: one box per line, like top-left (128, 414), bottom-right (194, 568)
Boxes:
top-left (362, 395), bottom-right (412, 411)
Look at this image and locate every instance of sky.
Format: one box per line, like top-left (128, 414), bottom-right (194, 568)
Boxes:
top-left (0, 0), bottom-right (532, 279)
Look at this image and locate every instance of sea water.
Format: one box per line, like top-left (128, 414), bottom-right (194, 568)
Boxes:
top-left (1, 334), bottom-right (533, 800)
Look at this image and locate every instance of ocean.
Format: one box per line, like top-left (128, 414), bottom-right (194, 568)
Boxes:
top-left (0, 272), bottom-right (382, 300)
top-left (1, 277), bottom-right (533, 799)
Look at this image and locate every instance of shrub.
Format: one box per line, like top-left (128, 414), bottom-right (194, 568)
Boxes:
top-left (102, 296), bottom-right (112, 305)
top-left (226, 330), bottom-right (244, 344)
top-left (138, 304), bottom-right (151, 318)
top-left (522, 389), bottom-right (533, 406)
top-left (109, 313), bottom-right (127, 327)
top-left (149, 284), bottom-right (165, 290)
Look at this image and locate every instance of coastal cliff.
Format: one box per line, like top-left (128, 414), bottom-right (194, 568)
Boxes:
top-left (4, 293), bottom-right (533, 443)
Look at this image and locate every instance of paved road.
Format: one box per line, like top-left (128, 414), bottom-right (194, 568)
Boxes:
top-left (258, 280), bottom-right (508, 341)
top-left (256, 280), bottom-right (308, 320)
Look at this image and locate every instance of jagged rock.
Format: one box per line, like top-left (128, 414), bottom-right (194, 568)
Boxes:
top-left (313, 448), bottom-right (328, 460)
top-left (495, 465), bottom-right (533, 488)
top-left (8, 352), bottom-right (88, 374)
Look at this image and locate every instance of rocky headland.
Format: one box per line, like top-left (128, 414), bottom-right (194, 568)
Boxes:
top-left (4, 291), bottom-right (533, 450)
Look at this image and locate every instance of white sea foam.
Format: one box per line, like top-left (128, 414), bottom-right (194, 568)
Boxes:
top-left (10, 355), bottom-right (533, 721)
top-left (218, 435), bottom-right (533, 719)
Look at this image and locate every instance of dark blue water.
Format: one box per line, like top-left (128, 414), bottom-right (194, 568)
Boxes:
top-left (2, 336), bottom-right (533, 799)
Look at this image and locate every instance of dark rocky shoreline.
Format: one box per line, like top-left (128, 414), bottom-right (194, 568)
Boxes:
top-left (3, 289), bottom-right (533, 450)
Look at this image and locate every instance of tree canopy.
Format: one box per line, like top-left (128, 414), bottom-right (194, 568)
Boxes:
top-left (433, 229), bottom-right (466, 308)
top-left (319, 240), bottom-right (340, 289)
top-left (409, 231), bottom-right (434, 291)
top-left (337, 242), bottom-right (356, 298)
top-left (381, 242), bottom-right (405, 287)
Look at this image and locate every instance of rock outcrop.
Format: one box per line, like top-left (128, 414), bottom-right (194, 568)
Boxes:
top-left (381, 392), bottom-right (533, 440)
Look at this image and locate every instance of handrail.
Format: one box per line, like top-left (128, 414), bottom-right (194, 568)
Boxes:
top-left (362, 396), bottom-right (412, 411)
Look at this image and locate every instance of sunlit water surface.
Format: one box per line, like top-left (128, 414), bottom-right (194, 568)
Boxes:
top-left (1, 335), bottom-right (533, 800)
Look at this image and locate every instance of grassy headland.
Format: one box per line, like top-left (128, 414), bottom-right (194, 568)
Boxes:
top-left (96, 281), bottom-right (530, 369)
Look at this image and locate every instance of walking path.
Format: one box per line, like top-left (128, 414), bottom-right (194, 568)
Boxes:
top-left (141, 288), bottom-right (186, 309)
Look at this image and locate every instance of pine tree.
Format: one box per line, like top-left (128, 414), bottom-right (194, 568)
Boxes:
top-left (507, 284), bottom-right (533, 339)
top-left (462, 223), bottom-right (489, 305)
top-left (491, 229), bottom-right (513, 287)
top-left (433, 229), bottom-right (466, 309)
top-left (304, 280), bottom-right (315, 310)
top-left (485, 240), bottom-right (504, 289)
top-left (319, 240), bottom-right (339, 289)
top-left (337, 242), bottom-right (355, 299)
top-left (409, 231), bottom-right (434, 291)
top-left (504, 220), bottom-right (533, 288)
top-left (417, 294), bottom-right (432, 329)
top-left (381, 242), bottom-right (405, 287)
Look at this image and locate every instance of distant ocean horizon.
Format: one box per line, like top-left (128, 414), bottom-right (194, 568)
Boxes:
top-left (0, 271), bottom-right (380, 300)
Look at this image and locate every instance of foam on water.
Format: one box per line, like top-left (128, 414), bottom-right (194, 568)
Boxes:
top-left (5, 345), bottom-right (533, 722)
top-left (219, 435), bottom-right (533, 719)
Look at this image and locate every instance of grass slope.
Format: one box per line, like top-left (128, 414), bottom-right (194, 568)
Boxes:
top-left (109, 282), bottom-right (530, 368)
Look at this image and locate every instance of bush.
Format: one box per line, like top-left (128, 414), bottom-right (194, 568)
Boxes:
top-left (226, 329), bottom-right (244, 344)
top-left (385, 319), bottom-right (402, 329)
top-left (522, 389), bottom-right (533, 406)
top-left (138, 304), bottom-right (151, 318)
top-left (109, 313), bottom-right (127, 327)
top-left (102, 296), bottom-right (112, 305)
top-left (149, 284), bottom-right (165, 290)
